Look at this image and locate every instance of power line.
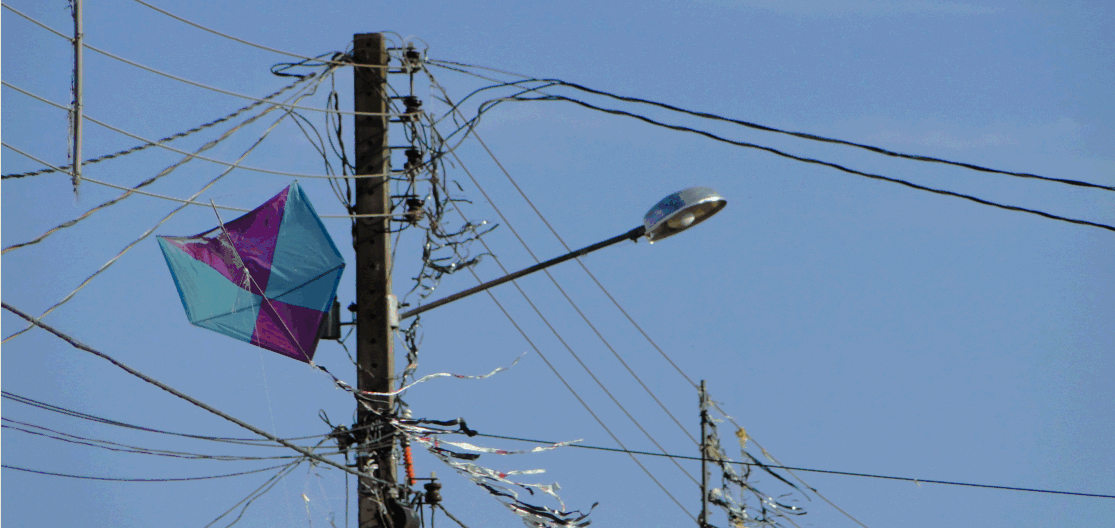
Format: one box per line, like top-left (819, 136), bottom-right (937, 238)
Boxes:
top-left (507, 94), bottom-right (1115, 234)
top-left (1, 80), bottom-right (395, 180)
top-left (2, 462), bottom-right (298, 482)
top-left (422, 65), bottom-right (869, 527)
top-left (1, 302), bottom-right (382, 485)
top-left (423, 69), bottom-right (857, 525)
top-left (202, 460), bottom-right (305, 528)
top-left (2, 390), bottom-right (331, 445)
top-left (2, 72), bottom-right (314, 180)
top-left (419, 155), bottom-right (697, 520)
top-left (1, 4), bottom-right (399, 118)
top-left (424, 65), bottom-right (701, 448)
top-left (0, 83), bottom-right (296, 253)
top-left (436, 503), bottom-right (474, 528)
top-left (1, 78), bottom-right (325, 343)
top-left (2, 419), bottom-right (314, 461)
top-left (428, 58), bottom-right (1115, 193)
top-left (128, 0), bottom-right (396, 70)
top-left (130, 0), bottom-right (419, 74)
top-left (474, 432), bottom-right (1115, 500)
top-left (0, 145), bottom-right (398, 219)
top-left (1, 2), bottom-right (72, 41)
top-left (424, 101), bottom-right (700, 490)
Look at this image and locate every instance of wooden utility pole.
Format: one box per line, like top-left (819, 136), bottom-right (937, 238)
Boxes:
top-left (353, 32), bottom-right (396, 528)
top-left (72, 0), bottom-right (83, 191)
top-left (699, 380), bottom-right (710, 528)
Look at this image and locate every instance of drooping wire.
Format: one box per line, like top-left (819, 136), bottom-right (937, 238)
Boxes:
top-left (2, 390), bottom-right (330, 445)
top-left (472, 432), bottom-right (1115, 500)
top-left (2, 462), bottom-right (297, 482)
top-left (1, 302), bottom-right (387, 486)
top-left (428, 58), bottom-right (1115, 193)
top-left (423, 65), bottom-right (702, 450)
top-left (2, 74), bottom-right (323, 255)
top-left (2, 67), bottom-right (315, 179)
top-left (420, 62), bottom-right (874, 527)
top-left (435, 504), bottom-right (472, 528)
top-left (2, 72), bottom-right (332, 344)
top-left (417, 122), bottom-right (698, 521)
top-left (424, 117), bottom-right (702, 492)
top-left (0, 81), bottom-right (393, 180)
top-left (203, 460), bottom-right (306, 528)
top-left (128, 0), bottom-right (388, 69)
top-left (1, 418), bottom-right (316, 460)
top-left (476, 92), bottom-right (1115, 233)
top-left (1, 146), bottom-right (396, 219)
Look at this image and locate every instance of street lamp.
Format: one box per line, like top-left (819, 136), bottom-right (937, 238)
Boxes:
top-left (397, 187), bottom-right (727, 320)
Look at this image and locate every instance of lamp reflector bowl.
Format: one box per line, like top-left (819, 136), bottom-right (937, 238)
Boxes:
top-left (643, 187), bottom-right (727, 243)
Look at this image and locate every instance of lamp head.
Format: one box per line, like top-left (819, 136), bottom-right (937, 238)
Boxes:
top-left (642, 187), bottom-right (727, 243)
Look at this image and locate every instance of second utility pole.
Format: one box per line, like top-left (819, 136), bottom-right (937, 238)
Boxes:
top-left (353, 32), bottom-right (396, 528)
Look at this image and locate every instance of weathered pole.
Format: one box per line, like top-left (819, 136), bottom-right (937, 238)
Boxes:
top-left (353, 32), bottom-right (396, 528)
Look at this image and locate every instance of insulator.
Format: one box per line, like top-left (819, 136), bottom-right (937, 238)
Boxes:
top-left (405, 198), bottom-right (425, 226)
top-left (423, 480), bottom-right (442, 505)
top-left (330, 425), bottom-right (356, 451)
top-left (400, 97), bottom-right (422, 122)
top-left (404, 45), bottom-right (421, 66)
top-left (403, 442), bottom-right (416, 485)
top-left (404, 149), bottom-right (425, 174)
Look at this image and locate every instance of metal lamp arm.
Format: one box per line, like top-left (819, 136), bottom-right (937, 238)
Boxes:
top-left (399, 225), bottom-right (646, 320)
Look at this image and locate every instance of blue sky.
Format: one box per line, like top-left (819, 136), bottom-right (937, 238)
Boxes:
top-left (3, 1), bottom-right (1113, 527)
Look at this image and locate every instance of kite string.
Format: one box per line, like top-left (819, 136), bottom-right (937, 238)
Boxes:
top-left (206, 200), bottom-right (415, 403)
top-left (1, 69), bottom-right (336, 345)
top-left (207, 200), bottom-right (316, 365)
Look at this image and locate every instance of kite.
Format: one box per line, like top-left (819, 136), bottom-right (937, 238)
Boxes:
top-left (157, 182), bottom-right (344, 363)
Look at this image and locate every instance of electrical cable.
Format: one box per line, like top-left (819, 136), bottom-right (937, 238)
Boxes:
top-left (1, 302), bottom-right (389, 486)
top-left (1, 419), bottom-right (313, 461)
top-left (2, 390), bottom-right (332, 445)
top-left (1, 81), bottom-right (397, 180)
top-left (424, 66), bottom-right (701, 449)
top-left (428, 58), bottom-right (1114, 193)
top-left (128, 0), bottom-right (390, 70)
top-left (2, 462), bottom-right (296, 482)
top-left (472, 432), bottom-right (1115, 500)
top-left (439, 117), bottom-right (868, 527)
top-left (436, 504), bottom-right (473, 528)
top-left (422, 133), bottom-right (697, 521)
top-left (425, 121), bottom-right (702, 489)
top-left (0, 4), bottom-right (398, 118)
top-left (81, 42), bottom-right (406, 118)
top-left (1, 147), bottom-right (393, 219)
top-left (1, 75), bottom-right (329, 343)
top-left (453, 263), bottom-right (696, 522)
top-left (422, 64), bottom-right (872, 528)
top-left (204, 460), bottom-right (305, 528)
top-left (501, 94), bottom-right (1115, 234)
top-left (2, 79), bottom-right (301, 253)
top-left (2, 72), bottom-right (313, 180)
top-left (2, 2), bottom-right (71, 40)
